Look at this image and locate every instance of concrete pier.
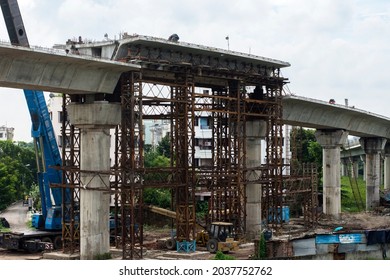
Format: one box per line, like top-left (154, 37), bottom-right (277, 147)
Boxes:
top-left (351, 158), bottom-right (359, 178)
top-left (360, 137), bottom-right (386, 210)
top-left (315, 129), bottom-right (348, 217)
top-left (384, 144), bottom-right (390, 190)
top-left (245, 120), bottom-right (267, 239)
top-left (360, 155), bottom-right (366, 181)
top-left (341, 158), bottom-right (348, 177)
top-left (67, 101), bottom-right (121, 260)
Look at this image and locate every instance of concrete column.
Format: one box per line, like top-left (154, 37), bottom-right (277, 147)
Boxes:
top-left (315, 129), bottom-right (348, 217)
top-left (360, 155), bottom-right (366, 181)
top-left (384, 144), bottom-right (390, 190)
top-left (380, 156), bottom-right (384, 186)
top-left (341, 158), bottom-right (348, 177)
top-left (67, 101), bottom-right (121, 260)
top-left (360, 137), bottom-right (386, 210)
top-left (351, 158), bottom-right (359, 179)
top-left (245, 120), bottom-right (267, 239)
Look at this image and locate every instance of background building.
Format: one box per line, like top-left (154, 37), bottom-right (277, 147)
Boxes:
top-left (144, 119), bottom-right (170, 147)
top-left (0, 125), bottom-right (15, 141)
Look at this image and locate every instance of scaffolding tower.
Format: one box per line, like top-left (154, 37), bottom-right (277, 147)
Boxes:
top-left (55, 36), bottom-right (318, 258)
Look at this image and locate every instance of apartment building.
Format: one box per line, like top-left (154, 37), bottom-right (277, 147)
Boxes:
top-left (0, 125), bottom-right (14, 141)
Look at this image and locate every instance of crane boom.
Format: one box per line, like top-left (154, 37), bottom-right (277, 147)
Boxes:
top-left (0, 0), bottom-right (28, 46)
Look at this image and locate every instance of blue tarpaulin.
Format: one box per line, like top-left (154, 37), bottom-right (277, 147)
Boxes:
top-left (315, 233), bottom-right (365, 244)
top-left (365, 230), bottom-right (390, 245)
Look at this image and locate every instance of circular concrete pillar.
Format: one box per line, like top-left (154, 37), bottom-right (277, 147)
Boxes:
top-left (67, 101), bottom-right (121, 260)
top-left (360, 137), bottom-right (386, 210)
top-left (315, 129), bottom-right (348, 218)
top-left (245, 120), bottom-right (266, 239)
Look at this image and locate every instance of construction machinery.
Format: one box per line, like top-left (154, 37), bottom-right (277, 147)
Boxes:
top-left (196, 221), bottom-right (239, 253)
top-left (0, 0), bottom-right (117, 253)
top-left (146, 204), bottom-right (239, 253)
top-left (0, 0), bottom-right (64, 252)
top-left (0, 0), bottom-right (64, 229)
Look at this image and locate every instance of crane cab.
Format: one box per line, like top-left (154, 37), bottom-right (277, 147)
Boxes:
top-left (31, 206), bottom-right (62, 230)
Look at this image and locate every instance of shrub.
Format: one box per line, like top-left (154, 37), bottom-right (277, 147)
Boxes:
top-left (214, 251), bottom-right (235, 260)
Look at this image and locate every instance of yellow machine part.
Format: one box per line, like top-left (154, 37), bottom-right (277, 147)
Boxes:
top-left (218, 238), bottom-right (239, 252)
top-left (195, 230), bottom-right (209, 246)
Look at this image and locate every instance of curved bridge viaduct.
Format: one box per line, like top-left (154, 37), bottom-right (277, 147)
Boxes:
top-left (0, 40), bottom-right (388, 257)
top-left (282, 95), bottom-right (390, 215)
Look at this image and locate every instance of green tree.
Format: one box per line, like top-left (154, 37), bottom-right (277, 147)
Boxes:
top-left (29, 183), bottom-right (41, 211)
top-left (290, 128), bottom-right (322, 174)
top-left (143, 136), bottom-right (171, 209)
top-left (289, 127), bottom-right (323, 213)
top-left (253, 232), bottom-right (267, 260)
top-left (156, 134), bottom-right (171, 158)
top-left (291, 128), bottom-right (321, 163)
top-left (0, 140), bottom-right (37, 211)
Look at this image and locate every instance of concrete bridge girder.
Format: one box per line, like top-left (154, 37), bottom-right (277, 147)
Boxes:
top-left (0, 44), bottom-right (139, 94)
top-left (282, 95), bottom-right (390, 139)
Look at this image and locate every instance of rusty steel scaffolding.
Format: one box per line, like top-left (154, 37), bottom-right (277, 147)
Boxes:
top-left (283, 163), bottom-right (319, 226)
top-left (261, 72), bottom-right (286, 229)
top-left (111, 72), bottom-right (144, 259)
top-left (53, 38), bottom-right (320, 258)
top-left (56, 75), bottom-right (293, 257)
top-left (60, 94), bottom-right (81, 254)
top-left (287, 127), bottom-right (319, 226)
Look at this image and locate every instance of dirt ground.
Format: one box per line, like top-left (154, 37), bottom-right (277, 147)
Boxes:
top-left (2, 201), bottom-right (390, 260)
top-left (268, 207), bottom-right (390, 242)
top-left (0, 248), bottom-right (43, 260)
top-left (0, 227), bottom-right (255, 260)
top-left (318, 210), bottom-right (390, 231)
top-left (140, 227), bottom-right (255, 260)
top-left (0, 202), bottom-right (255, 260)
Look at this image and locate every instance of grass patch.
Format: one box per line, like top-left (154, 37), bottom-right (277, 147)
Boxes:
top-left (26, 219), bottom-right (32, 229)
top-left (341, 176), bottom-right (366, 212)
top-left (0, 225), bottom-right (10, 233)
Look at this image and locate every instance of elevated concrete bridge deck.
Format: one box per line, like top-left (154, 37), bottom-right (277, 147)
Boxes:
top-left (0, 42), bottom-right (139, 94)
top-left (0, 35), bottom-right (388, 231)
top-left (282, 95), bottom-right (390, 138)
top-left (0, 39), bottom-right (387, 139)
top-left (282, 94), bottom-right (390, 213)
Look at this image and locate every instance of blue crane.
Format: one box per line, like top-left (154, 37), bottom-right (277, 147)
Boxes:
top-left (26, 90), bottom-right (63, 230)
top-left (0, 0), bottom-right (116, 252)
top-left (0, 0), bottom-right (63, 230)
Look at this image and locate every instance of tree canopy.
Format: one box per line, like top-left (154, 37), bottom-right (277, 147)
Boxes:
top-left (290, 127), bottom-right (322, 181)
top-left (0, 140), bottom-right (37, 211)
top-left (143, 137), bottom-right (171, 209)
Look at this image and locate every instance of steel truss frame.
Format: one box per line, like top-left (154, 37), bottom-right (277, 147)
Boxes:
top-left (54, 42), bottom-right (319, 258)
top-left (60, 94), bottom-right (80, 254)
top-left (112, 72), bottom-right (144, 259)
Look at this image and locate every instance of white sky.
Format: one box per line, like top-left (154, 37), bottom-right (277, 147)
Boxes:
top-left (0, 0), bottom-right (389, 142)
